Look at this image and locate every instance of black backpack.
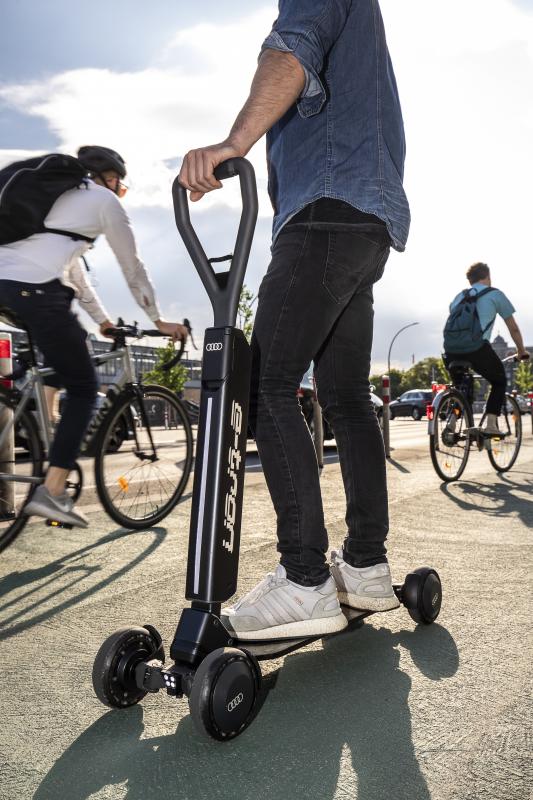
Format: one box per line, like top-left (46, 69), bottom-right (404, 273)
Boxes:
top-left (443, 287), bottom-right (495, 354)
top-left (0, 153), bottom-right (95, 246)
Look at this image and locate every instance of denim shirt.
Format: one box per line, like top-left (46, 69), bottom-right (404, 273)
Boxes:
top-left (261, 0), bottom-right (410, 251)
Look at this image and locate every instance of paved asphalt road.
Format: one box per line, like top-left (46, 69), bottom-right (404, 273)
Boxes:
top-left (0, 419), bottom-right (531, 800)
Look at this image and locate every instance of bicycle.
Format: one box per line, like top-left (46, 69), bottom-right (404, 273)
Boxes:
top-left (0, 310), bottom-right (194, 551)
top-left (428, 354), bottom-right (525, 482)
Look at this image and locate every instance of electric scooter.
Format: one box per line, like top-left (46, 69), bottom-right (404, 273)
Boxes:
top-left (92, 158), bottom-right (443, 741)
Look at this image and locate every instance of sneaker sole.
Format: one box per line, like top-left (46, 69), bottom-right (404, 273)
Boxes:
top-left (24, 500), bottom-right (89, 529)
top-left (338, 592), bottom-right (400, 612)
top-left (224, 610), bottom-right (348, 641)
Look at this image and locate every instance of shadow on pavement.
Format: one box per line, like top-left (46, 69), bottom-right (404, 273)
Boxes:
top-left (439, 474), bottom-right (533, 528)
top-left (0, 526), bottom-right (167, 642)
top-left (386, 458), bottom-right (410, 474)
top-left (34, 622), bottom-right (458, 800)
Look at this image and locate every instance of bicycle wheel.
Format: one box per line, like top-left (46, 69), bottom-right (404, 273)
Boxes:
top-left (0, 391), bottom-right (44, 552)
top-left (95, 384), bottom-right (193, 529)
top-left (487, 394), bottom-right (522, 473)
top-left (429, 389), bottom-right (471, 482)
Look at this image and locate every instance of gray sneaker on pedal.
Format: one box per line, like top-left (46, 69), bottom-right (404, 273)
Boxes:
top-left (221, 564), bottom-right (347, 640)
top-left (330, 550), bottom-right (400, 612)
top-left (24, 485), bottom-right (89, 528)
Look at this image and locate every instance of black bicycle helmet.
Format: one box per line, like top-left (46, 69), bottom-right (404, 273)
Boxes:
top-left (77, 145), bottom-right (127, 178)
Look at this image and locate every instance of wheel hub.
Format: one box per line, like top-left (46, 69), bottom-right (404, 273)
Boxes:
top-left (210, 658), bottom-right (256, 734)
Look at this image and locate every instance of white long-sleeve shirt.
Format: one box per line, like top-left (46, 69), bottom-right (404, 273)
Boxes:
top-left (0, 180), bottom-right (161, 322)
top-left (64, 257), bottom-right (111, 325)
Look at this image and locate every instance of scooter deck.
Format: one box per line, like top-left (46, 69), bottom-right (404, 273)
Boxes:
top-left (234, 606), bottom-right (377, 661)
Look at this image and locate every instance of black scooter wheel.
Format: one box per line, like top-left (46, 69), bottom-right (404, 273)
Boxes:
top-left (188, 647), bottom-right (261, 741)
top-left (402, 567), bottom-right (442, 625)
top-left (92, 626), bottom-right (164, 708)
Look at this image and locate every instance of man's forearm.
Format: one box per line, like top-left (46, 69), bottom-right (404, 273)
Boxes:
top-left (228, 49), bottom-right (306, 155)
top-left (505, 318), bottom-right (526, 352)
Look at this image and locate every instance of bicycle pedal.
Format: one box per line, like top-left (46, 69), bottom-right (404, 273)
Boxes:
top-left (46, 519), bottom-right (74, 530)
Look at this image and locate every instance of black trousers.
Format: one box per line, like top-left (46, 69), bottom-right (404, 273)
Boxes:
top-left (0, 279), bottom-right (98, 469)
top-left (445, 342), bottom-right (506, 415)
top-left (249, 218), bottom-right (391, 586)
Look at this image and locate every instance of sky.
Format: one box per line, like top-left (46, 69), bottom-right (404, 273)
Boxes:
top-left (1, 0), bottom-right (532, 371)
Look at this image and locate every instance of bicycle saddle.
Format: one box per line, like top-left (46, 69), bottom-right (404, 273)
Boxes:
top-left (447, 360), bottom-right (472, 370)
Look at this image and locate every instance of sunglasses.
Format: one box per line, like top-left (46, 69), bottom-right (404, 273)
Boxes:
top-left (104, 175), bottom-right (129, 198)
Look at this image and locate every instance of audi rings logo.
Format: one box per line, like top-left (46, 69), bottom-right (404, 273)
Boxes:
top-left (227, 692), bottom-right (244, 713)
top-left (206, 342), bottom-right (223, 352)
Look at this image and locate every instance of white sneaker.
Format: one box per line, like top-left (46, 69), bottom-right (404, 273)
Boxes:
top-left (25, 485), bottom-right (89, 528)
top-left (482, 414), bottom-right (500, 436)
top-left (221, 565), bottom-right (347, 640)
top-left (330, 550), bottom-right (400, 612)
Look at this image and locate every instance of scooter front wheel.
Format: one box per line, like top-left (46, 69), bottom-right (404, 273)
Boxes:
top-left (92, 626), bottom-right (164, 708)
top-left (188, 647), bottom-right (261, 741)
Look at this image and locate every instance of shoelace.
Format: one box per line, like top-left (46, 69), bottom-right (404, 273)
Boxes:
top-left (233, 567), bottom-right (285, 610)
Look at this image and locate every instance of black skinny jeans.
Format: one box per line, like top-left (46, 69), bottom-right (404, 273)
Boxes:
top-left (249, 216), bottom-right (391, 586)
top-left (445, 342), bottom-right (506, 415)
top-left (0, 279), bottom-right (98, 469)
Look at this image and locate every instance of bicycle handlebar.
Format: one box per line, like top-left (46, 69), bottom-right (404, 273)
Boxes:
top-left (102, 317), bottom-right (193, 370)
top-left (502, 353), bottom-right (530, 364)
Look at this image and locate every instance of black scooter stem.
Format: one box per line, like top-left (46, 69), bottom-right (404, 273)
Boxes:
top-left (172, 158), bottom-right (257, 607)
top-left (172, 158), bottom-right (258, 329)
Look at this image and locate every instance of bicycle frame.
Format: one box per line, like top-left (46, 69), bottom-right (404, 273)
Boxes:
top-left (0, 344), bottom-right (137, 468)
top-left (79, 346), bottom-right (136, 454)
top-left (427, 385), bottom-right (476, 436)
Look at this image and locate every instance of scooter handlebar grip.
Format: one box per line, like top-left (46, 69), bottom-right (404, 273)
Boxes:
top-left (213, 159), bottom-right (239, 181)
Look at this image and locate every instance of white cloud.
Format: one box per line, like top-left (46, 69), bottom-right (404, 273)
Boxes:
top-left (0, 7), bottom-right (276, 213)
top-left (1, 0), bottom-right (532, 365)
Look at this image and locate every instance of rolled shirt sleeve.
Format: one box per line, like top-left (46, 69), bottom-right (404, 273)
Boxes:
top-left (260, 0), bottom-right (351, 117)
top-left (494, 291), bottom-right (515, 321)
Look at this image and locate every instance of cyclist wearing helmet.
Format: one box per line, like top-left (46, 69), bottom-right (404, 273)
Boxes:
top-left (0, 145), bottom-right (188, 527)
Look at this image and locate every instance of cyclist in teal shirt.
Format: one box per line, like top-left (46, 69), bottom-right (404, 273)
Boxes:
top-left (445, 262), bottom-right (529, 434)
top-left (449, 282), bottom-right (515, 342)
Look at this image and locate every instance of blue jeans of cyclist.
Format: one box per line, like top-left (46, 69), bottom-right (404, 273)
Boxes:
top-left (0, 279), bottom-right (98, 470)
top-left (249, 207), bottom-right (391, 586)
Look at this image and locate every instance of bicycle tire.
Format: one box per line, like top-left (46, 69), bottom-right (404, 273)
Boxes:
top-left (94, 384), bottom-right (193, 529)
top-left (429, 389), bottom-right (471, 482)
top-left (0, 390), bottom-right (44, 552)
top-left (487, 394), bottom-right (522, 473)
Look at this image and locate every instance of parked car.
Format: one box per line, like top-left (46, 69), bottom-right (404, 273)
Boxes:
top-left (389, 389), bottom-right (433, 420)
top-left (298, 367), bottom-right (383, 440)
top-left (508, 393), bottom-right (529, 415)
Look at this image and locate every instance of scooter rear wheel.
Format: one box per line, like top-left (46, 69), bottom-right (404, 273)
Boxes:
top-left (92, 626), bottom-right (164, 708)
top-left (188, 647), bottom-right (261, 741)
top-left (402, 567), bottom-right (442, 624)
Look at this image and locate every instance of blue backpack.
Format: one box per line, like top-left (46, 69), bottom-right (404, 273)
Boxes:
top-left (443, 287), bottom-right (495, 353)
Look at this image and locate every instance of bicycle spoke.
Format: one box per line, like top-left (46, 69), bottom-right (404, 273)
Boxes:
top-left (96, 386), bottom-right (193, 528)
top-left (430, 392), bottom-right (470, 481)
top-left (488, 396), bottom-right (522, 472)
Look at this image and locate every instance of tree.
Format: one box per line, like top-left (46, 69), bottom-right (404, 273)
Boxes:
top-left (400, 357), bottom-right (447, 391)
top-left (143, 341), bottom-right (188, 393)
top-left (514, 359), bottom-right (533, 394)
top-left (237, 284), bottom-right (256, 342)
top-left (370, 369), bottom-right (404, 399)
